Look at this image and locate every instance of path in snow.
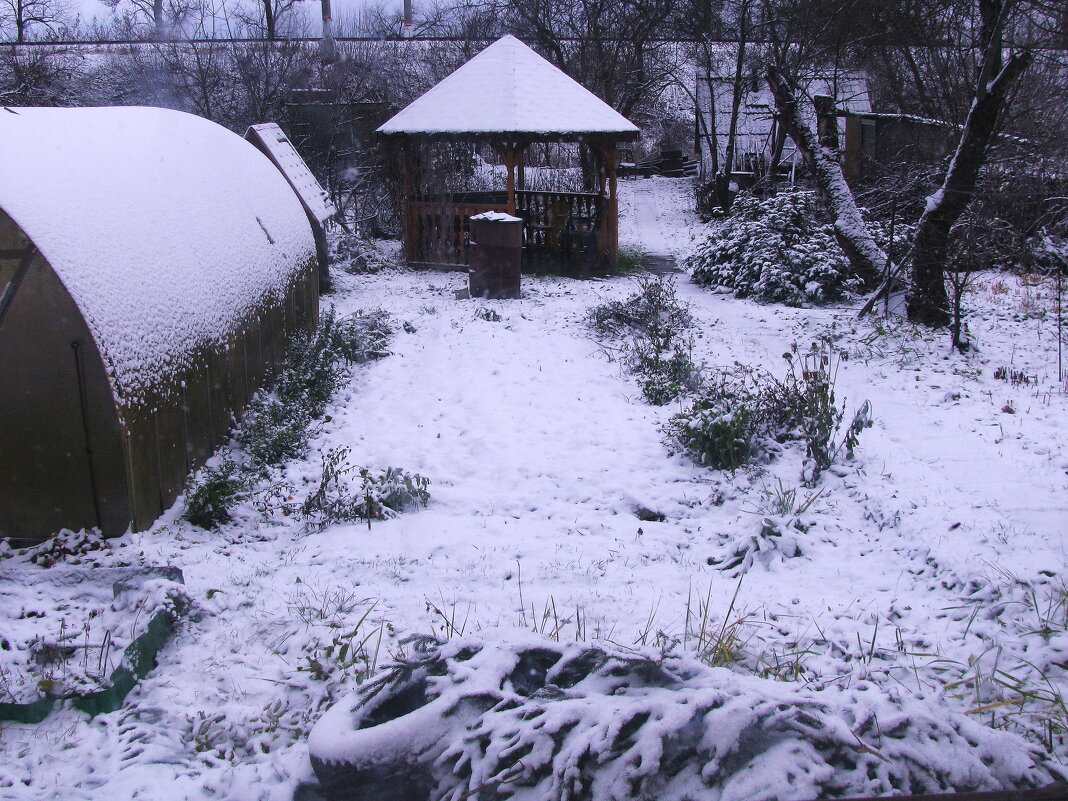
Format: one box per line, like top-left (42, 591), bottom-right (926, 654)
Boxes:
top-left (620, 177), bottom-right (687, 272)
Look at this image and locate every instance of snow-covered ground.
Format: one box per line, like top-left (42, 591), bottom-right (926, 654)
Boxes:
top-left (2, 177), bottom-right (1067, 799)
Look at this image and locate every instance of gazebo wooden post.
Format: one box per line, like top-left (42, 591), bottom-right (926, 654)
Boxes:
top-left (493, 140), bottom-right (526, 216)
top-left (606, 142), bottom-right (619, 269)
top-left (593, 141), bottom-right (620, 270)
top-left (399, 137), bottom-right (415, 263)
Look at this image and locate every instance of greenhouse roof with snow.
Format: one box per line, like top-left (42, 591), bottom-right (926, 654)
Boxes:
top-left (0, 106), bottom-right (320, 543)
top-left (0, 106), bottom-right (315, 399)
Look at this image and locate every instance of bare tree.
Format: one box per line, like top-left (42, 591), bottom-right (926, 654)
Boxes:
top-left (0, 43), bottom-right (83, 101)
top-left (1, 0), bottom-right (70, 42)
top-left (754, 0), bottom-right (1047, 329)
top-left (101, 0), bottom-right (194, 39)
top-left (232, 0), bottom-right (297, 41)
top-left (503, 0), bottom-right (676, 120)
top-left (906, 0), bottom-right (1033, 325)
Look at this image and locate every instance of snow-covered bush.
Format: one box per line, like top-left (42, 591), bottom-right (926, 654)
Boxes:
top-left (309, 632), bottom-right (1057, 801)
top-left (588, 275), bottom-right (693, 339)
top-left (354, 466), bottom-right (431, 522)
top-left (24, 527), bottom-right (111, 568)
top-left (183, 309), bottom-right (395, 530)
top-left (664, 363), bottom-right (801, 470)
top-left (299, 448), bottom-right (431, 532)
top-left (333, 235), bottom-right (395, 274)
top-left (688, 191), bottom-right (864, 305)
top-left (183, 458), bottom-right (250, 530)
top-left (588, 276), bottom-right (698, 405)
top-left (664, 385), bottom-right (755, 469)
top-left (665, 344), bottom-right (871, 482)
top-left (709, 514), bottom-right (807, 575)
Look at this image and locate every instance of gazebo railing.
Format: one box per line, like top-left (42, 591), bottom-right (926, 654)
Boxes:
top-left (406, 198), bottom-right (508, 267)
top-left (515, 190), bottom-right (604, 255)
top-left (404, 189), bottom-right (607, 269)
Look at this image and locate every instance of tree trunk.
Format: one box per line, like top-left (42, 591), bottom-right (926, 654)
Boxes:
top-left (153, 0), bottom-right (166, 39)
top-left (717, 3), bottom-right (748, 210)
top-left (264, 0), bottom-right (276, 40)
top-left (766, 66), bottom-right (886, 287)
top-left (906, 48), bottom-right (1032, 326)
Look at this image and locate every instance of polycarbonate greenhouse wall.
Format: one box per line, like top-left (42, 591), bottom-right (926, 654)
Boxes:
top-left (0, 106), bottom-right (320, 544)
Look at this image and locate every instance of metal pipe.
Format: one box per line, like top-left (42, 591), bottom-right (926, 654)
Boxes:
top-left (402, 0), bottom-right (413, 37)
top-left (319, 0), bottom-right (336, 64)
top-left (71, 340), bottom-right (104, 532)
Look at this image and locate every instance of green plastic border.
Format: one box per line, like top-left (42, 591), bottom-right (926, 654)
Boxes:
top-left (0, 607), bottom-right (179, 723)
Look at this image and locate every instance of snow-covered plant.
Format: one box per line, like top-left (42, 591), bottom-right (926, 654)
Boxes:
top-left (310, 632), bottom-right (1058, 801)
top-left (353, 467), bottom-right (431, 525)
top-left (689, 191), bottom-right (864, 305)
top-left (298, 447), bottom-right (366, 533)
top-left (664, 364), bottom-right (792, 470)
top-left (296, 448), bottom-right (430, 532)
top-left (664, 392), bottom-right (754, 469)
top-left (237, 308), bottom-right (392, 469)
top-left (25, 527), bottom-right (110, 568)
top-left (183, 457), bottom-right (250, 530)
top-left (665, 347), bottom-right (871, 480)
top-left (588, 275), bottom-right (693, 339)
top-left (613, 245), bottom-right (647, 275)
top-left (709, 515), bottom-right (806, 576)
top-left (333, 234), bottom-right (394, 274)
top-left (588, 277), bottom-right (698, 405)
top-left (183, 309), bottom-right (394, 530)
top-left (786, 340), bottom-right (874, 486)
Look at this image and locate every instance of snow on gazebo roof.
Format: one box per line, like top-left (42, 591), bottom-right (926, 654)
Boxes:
top-left (377, 35), bottom-right (640, 140)
top-left (0, 106), bottom-right (315, 400)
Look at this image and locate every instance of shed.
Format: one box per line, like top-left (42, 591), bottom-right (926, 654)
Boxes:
top-left (0, 106), bottom-right (319, 545)
top-left (377, 35), bottom-right (639, 272)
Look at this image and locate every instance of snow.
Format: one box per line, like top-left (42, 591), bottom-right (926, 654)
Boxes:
top-left (0, 106), bottom-right (316, 403)
top-left (245, 124), bottom-right (336, 224)
top-left (0, 566), bottom-right (187, 704)
top-left (377, 36), bottom-right (640, 139)
top-left (469, 211), bottom-right (523, 222)
top-left (925, 188), bottom-right (946, 213)
top-left (1, 177), bottom-right (1068, 798)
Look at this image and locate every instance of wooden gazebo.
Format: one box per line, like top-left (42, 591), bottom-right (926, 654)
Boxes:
top-left (377, 36), bottom-right (640, 272)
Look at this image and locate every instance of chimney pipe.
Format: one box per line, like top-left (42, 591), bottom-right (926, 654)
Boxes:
top-left (402, 0), bottom-right (413, 37)
top-left (320, 0), bottom-right (336, 63)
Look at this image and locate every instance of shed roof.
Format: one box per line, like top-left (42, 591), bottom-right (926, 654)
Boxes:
top-left (377, 35), bottom-right (640, 140)
top-left (0, 106), bottom-right (315, 402)
top-left (245, 123), bottom-right (337, 223)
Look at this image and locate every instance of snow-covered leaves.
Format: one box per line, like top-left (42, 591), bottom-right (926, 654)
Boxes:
top-left (311, 633), bottom-right (1057, 801)
top-left (664, 342), bottom-right (871, 485)
top-left (689, 191), bottom-right (864, 306)
top-left (588, 276), bottom-right (699, 405)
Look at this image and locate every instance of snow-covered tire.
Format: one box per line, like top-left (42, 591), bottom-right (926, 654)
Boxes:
top-left (308, 643), bottom-right (565, 800)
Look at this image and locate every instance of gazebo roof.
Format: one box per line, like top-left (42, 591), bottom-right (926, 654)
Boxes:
top-left (377, 36), bottom-right (639, 141)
